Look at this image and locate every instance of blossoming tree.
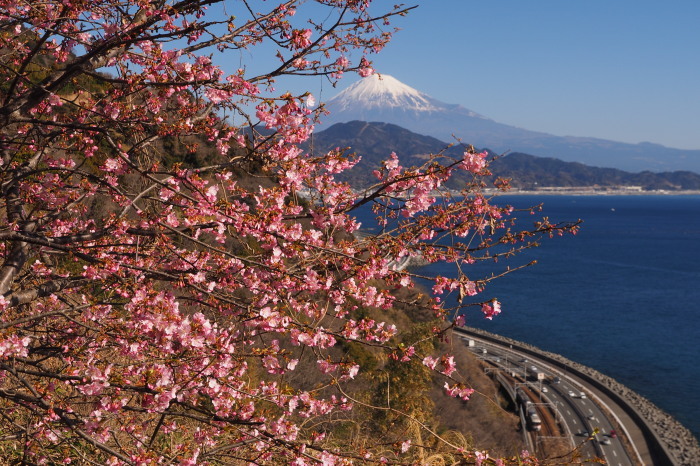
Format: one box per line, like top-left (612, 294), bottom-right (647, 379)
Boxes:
top-left (0, 0), bottom-right (576, 463)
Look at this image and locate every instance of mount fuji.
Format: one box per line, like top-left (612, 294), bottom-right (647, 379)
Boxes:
top-left (322, 74), bottom-right (700, 174)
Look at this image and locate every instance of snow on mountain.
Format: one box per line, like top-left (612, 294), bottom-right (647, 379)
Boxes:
top-left (322, 74), bottom-right (700, 174)
top-left (330, 74), bottom-right (437, 112)
top-left (327, 73), bottom-right (485, 117)
top-left (323, 74), bottom-right (544, 159)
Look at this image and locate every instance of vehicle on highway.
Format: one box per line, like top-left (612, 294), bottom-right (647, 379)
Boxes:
top-left (600, 438), bottom-right (612, 445)
top-left (527, 365), bottom-right (545, 381)
top-left (541, 386), bottom-right (548, 393)
top-left (579, 391), bottom-right (587, 399)
top-left (568, 390), bottom-right (576, 397)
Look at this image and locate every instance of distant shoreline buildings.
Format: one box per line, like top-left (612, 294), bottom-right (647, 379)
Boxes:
top-left (487, 186), bottom-right (700, 195)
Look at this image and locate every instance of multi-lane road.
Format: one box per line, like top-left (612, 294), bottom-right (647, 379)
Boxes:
top-left (457, 331), bottom-right (637, 465)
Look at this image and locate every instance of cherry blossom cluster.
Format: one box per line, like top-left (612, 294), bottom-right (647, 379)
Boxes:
top-left (0, 0), bottom-right (578, 463)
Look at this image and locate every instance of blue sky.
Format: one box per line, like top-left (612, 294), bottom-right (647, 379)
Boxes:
top-left (288, 1), bottom-right (700, 150)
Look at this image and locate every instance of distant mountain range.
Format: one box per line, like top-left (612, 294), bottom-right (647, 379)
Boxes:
top-left (322, 74), bottom-right (700, 174)
top-left (309, 121), bottom-right (700, 191)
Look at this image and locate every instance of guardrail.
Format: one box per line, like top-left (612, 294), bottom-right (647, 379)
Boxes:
top-left (455, 327), bottom-right (676, 466)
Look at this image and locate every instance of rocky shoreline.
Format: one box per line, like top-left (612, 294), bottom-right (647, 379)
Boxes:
top-left (462, 327), bottom-right (700, 466)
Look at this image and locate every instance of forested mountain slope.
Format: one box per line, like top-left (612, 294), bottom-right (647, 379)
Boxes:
top-left (310, 121), bottom-right (700, 190)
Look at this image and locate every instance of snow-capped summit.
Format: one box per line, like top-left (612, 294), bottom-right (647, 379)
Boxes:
top-left (327, 74), bottom-right (485, 117)
top-left (323, 74), bottom-right (507, 145)
top-left (329, 74), bottom-right (439, 112)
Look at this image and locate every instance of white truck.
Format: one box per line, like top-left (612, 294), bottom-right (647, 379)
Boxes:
top-left (527, 365), bottom-right (545, 381)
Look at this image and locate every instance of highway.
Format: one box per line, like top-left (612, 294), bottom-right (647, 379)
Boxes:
top-left (457, 332), bottom-right (636, 465)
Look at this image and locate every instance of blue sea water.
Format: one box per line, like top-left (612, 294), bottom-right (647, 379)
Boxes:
top-left (357, 195), bottom-right (700, 440)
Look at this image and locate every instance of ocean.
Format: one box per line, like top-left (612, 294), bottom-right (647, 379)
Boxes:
top-left (356, 194), bottom-right (700, 440)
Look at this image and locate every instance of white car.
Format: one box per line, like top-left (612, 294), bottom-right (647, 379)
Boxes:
top-left (579, 392), bottom-right (587, 399)
top-left (600, 438), bottom-right (612, 445)
top-left (568, 390), bottom-right (576, 397)
top-left (541, 386), bottom-right (548, 393)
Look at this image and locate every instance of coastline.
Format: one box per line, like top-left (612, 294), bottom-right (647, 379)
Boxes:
top-left (355, 193), bottom-right (700, 454)
top-left (350, 187), bottom-right (700, 200)
top-left (484, 188), bottom-right (700, 196)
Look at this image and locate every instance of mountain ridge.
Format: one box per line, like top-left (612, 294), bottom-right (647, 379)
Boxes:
top-left (322, 75), bottom-right (700, 173)
top-left (309, 121), bottom-right (700, 191)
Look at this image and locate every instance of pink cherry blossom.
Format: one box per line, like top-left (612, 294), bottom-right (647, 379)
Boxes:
top-left (482, 299), bottom-right (502, 320)
top-left (290, 29), bottom-right (313, 49)
top-left (444, 382), bottom-right (475, 401)
top-left (0, 1), bottom-right (580, 463)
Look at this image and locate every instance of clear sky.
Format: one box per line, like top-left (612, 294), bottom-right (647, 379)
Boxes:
top-left (291, 1), bottom-right (700, 150)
